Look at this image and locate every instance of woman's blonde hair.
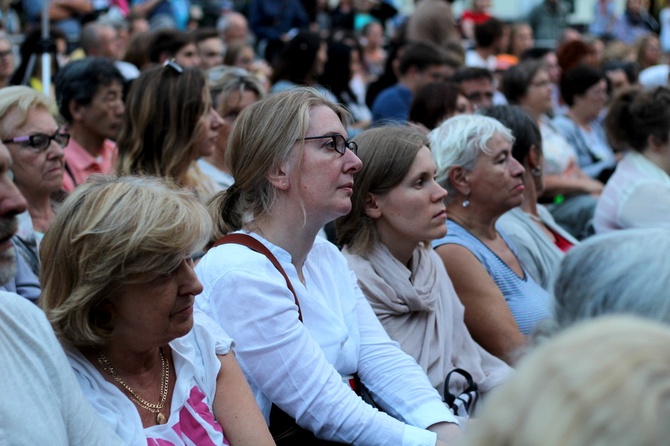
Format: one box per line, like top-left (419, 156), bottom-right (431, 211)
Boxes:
top-left (335, 125), bottom-right (428, 254)
top-left (0, 86), bottom-right (54, 138)
top-left (463, 315), bottom-right (670, 446)
top-left (115, 64), bottom-right (209, 184)
top-left (207, 87), bottom-right (348, 241)
top-left (39, 175), bottom-right (211, 347)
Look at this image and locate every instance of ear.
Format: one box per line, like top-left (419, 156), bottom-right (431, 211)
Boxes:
top-left (266, 160), bottom-right (290, 190)
top-left (363, 192), bottom-right (382, 220)
top-left (69, 100), bottom-right (86, 123)
top-left (527, 144), bottom-right (541, 169)
top-left (448, 166), bottom-right (471, 196)
top-left (647, 134), bottom-right (663, 152)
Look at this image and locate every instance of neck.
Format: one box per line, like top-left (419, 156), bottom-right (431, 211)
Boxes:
top-left (94, 343), bottom-right (162, 376)
top-left (567, 107), bottom-right (592, 127)
top-left (644, 148), bottom-right (670, 175)
top-left (250, 201), bottom-right (323, 278)
top-left (203, 149), bottom-right (230, 174)
top-left (378, 233), bottom-right (417, 267)
top-left (70, 125), bottom-right (106, 157)
top-left (520, 173), bottom-right (540, 216)
top-left (25, 194), bottom-right (53, 233)
top-left (475, 46), bottom-right (495, 59)
top-left (447, 201), bottom-right (499, 241)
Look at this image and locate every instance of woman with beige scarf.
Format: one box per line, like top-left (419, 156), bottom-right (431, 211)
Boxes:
top-left (337, 126), bottom-right (512, 412)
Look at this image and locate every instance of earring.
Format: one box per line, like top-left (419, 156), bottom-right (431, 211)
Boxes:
top-left (462, 199), bottom-right (470, 208)
top-left (282, 182), bottom-right (287, 187)
top-left (531, 167), bottom-right (542, 177)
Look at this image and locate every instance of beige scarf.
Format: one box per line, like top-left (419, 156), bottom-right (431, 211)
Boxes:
top-left (343, 243), bottom-right (512, 398)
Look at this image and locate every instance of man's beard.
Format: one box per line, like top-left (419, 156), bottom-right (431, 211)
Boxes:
top-left (0, 216), bottom-right (19, 286)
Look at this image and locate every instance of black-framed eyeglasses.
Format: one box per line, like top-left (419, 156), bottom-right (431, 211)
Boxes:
top-left (303, 134), bottom-right (358, 156)
top-left (163, 58), bottom-right (184, 74)
top-left (2, 131), bottom-right (70, 152)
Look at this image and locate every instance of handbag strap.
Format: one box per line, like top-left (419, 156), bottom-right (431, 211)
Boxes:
top-left (212, 233), bottom-right (303, 322)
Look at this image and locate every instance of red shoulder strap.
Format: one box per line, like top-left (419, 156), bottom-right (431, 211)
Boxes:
top-left (212, 233), bottom-right (303, 322)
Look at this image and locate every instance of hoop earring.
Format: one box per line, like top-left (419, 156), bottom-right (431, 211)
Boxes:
top-left (531, 167), bottom-right (542, 177)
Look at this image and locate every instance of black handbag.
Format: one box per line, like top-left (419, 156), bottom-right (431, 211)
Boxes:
top-left (443, 368), bottom-right (479, 417)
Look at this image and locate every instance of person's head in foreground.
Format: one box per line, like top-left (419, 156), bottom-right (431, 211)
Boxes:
top-left (552, 227), bottom-right (670, 330)
top-left (461, 315), bottom-right (670, 446)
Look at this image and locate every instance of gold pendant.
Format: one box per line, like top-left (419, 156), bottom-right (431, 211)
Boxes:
top-left (156, 412), bottom-right (167, 425)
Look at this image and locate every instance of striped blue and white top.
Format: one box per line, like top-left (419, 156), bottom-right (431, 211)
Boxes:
top-left (432, 220), bottom-right (552, 335)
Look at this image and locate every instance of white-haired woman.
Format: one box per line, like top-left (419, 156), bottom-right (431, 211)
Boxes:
top-left (429, 114), bottom-right (551, 365)
top-left (196, 87), bottom-right (461, 445)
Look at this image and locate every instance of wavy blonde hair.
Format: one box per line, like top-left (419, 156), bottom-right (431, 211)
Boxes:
top-left (39, 175), bottom-right (211, 347)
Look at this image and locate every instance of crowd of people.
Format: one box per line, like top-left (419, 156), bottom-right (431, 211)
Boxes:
top-left (1, 0), bottom-right (670, 444)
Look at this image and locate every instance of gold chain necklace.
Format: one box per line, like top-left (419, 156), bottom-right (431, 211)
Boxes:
top-left (97, 347), bottom-right (170, 425)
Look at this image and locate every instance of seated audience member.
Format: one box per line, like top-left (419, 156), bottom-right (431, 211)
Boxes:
top-left (0, 144), bottom-right (123, 444)
top-left (614, 0), bottom-right (659, 45)
top-left (116, 61), bottom-right (223, 200)
top-left (506, 22), bottom-right (534, 62)
top-left (371, 42), bottom-right (451, 125)
top-left (76, 21), bottom-right (140, 83)
top-left (602, 60), bottom-right (636, 96)
top-left (248, 0), bottom-right (310, 65)
top-left (269, 30), bottom-right (336, 102)
top-left (337, 126), bottom-right (512, 411)
top-left (409, 81), bottom-right (472, 131)
top-left (459, 0), bottom-right (494, 42)
top-left (0, 86), bottom-right (68, 280)
top-left (485, 105), bottom-right (577, 292)
top-left (146, 29), bottom-right (201, 67)
top-left (54, 57), bottom-right (125, 193)
top-left (502, 60), bottom-right (602, 240)
top-left (39, 175), bottom-right (274, 445)
top-left (192, 27), bottom-right (224, 70)
top-left (550, 227), bottom-right (670, 333)
top-left (217, 10), bottom-right (251, 47)
top-left (360, 21), bottom-right (387, 83)
top-left (195, 88), bottom-right (462, 445)
top-left (462, 315), bottom-right (670, 446)
top-left (318, 39), bottom-right (372, 135)
top-left (594, 86), bottom-right (670, 233)
top-left (465, 17), bottom-right (505, 72)
top-left (429, 114), bottom-right (552, 364)
top-left (552, 65), bottom-right (617, 183)
top-left (451, 67), bottom-right (496, 111)
top-left (405, 0), bottom-right (459, 49)
top-left (634, 33), bottom-right (661, 71)
top-left (200, 67), bottom-right (266, 190)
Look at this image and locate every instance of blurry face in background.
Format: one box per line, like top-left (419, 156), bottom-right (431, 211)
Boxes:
top-left (215, 88), bottom-right (259, 159)
top-left (363, 22), bottom-right (384, 48)
top-left (522, 69), bottom-right (554, 115)
top-left (543, 52), bottom-right (561, 84)
top-left (460, 77), bottom-right (494, 110)
top-left (0, 39), bottom-right (14, 80)
top-left (510, 24), bottom-right (533, 57)
top-left (174, 43), bottom-right (201, 68)
top-left (314, 42), bottom-right (328, 77)
top-left (197, 37), bottom-right (224, 70)
top-left (233, 45), bottom-right (255, 71)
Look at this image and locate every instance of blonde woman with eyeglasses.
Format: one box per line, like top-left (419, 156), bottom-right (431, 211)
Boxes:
top-left (196, 88), bottom-right (462, 445)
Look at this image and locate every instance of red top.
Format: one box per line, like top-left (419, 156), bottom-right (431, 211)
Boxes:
top-left (460, 10), bottom-right (493, 25)
top-left (548, 226), bottom-right (574, 252)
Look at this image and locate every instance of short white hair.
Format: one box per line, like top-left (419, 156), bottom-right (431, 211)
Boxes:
top-left (553, 227), bottom-right (670, 328)
top-left (428, 114), bottom-right (514, 198)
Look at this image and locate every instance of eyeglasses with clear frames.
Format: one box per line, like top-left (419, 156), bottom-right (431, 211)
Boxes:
top-left (2, 131), bottom-right (70, 152)
top-left (303, 134), bottom-right (358, 156)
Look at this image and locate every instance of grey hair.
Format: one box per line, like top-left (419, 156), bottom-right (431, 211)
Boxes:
top-left (553, 227), bottom-right (670, 329)
top-left (428, 114), bottom-right (514, 200)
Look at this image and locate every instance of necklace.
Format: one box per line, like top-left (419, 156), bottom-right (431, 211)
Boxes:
top-left (97, 347), bottom-right (170, 425)
top-left (524, 211), bottom-right (543, 223)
